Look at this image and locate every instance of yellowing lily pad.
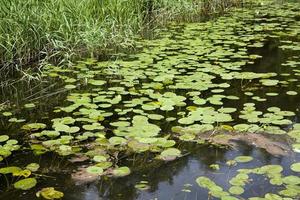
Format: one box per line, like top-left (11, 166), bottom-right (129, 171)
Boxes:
top-left (14, 178), bottom-right (37, 190)
top-left (36, 187), bottom-right (64, 199)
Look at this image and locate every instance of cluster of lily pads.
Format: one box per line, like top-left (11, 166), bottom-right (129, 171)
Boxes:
top-left (0, 163), bottom-right (63, 199)
top-left (0, 134), bottom-right (20, 162)
top-left (197, 160), bottom-right (300, 199)
top-left (1, 0), bottom-right (300, 199)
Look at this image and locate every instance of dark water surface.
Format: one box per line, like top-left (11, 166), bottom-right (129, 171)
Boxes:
top-left (1, 1), bottom-right (300, 200)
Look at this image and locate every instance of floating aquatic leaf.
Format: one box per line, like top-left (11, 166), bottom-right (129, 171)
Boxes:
top-left (179, 133), bottom-right (195, 141)
top-left (0, 166), bottom-right (22, 174)
top-left (266, 92), bottom-right (279, 96)
top-left (226, 160), bottom-right (237, 167)
top-left (234, 156), bottom-right (253, 163)
top-left (65, 84), bottom-right (76, 89)
top-left (178, 117), bottom-right (194, 125)
top-left (93, 155), bottom-right (107, 162)
top-left (95, 161), bottom-right (112, 169)
top-left (86, 166), bottom-right (103, 175)
top-left (158, 148), bottom-right (181, 161)
top-left (82, 123), bottom-right (104, 131)
top-left (14, 178), bottom-right (37, 190)
top-left (260, 79), bottom-right (279, 86)
top-left (112, 166), bottom-right (131, 177)
top-left (135, 182), bottom-right (150, 191)
top-left (0, 135), bottom-right (9, 142)
top-left (258, 165), bottom-right (283, 174)
top-left (36, 187), bottom-right (64, 199)
top-left (24, 103), bottom-right (36, 108)
top-left (292, 144), bottom-right (300, 153)
top-left (0, 147), bottom-right (11, 157)
top-left (2, 112), bottom-right (12, 117)
top-left (148, 114), bottom-right (164, 120)
top-left (218, 107), bottom-right (237, 113)
top-left (128, 140), bottom-right (149, 152)
top-left (283, 176), bottom-right (300, 185)
top-left (22, 123), bottom-right (47, 131)
top-left (229, 186), bottom-right (244, 195)
top-left (110, 121), bottom-right (130, 127)
top-left (89, 80), bottom-right (106, 86)
top-left (291, 163), bottom-right (300, 172)
top-left (109, 137), bottom-right (127, 145)
top-left (26, 163), bottom-right (40, 172)
top-left (286, 91), bottom-right (298, 96)
top-left (210, 164), bottom-right (220, 170)
top-left (39, 130), bottom-right (60, 138)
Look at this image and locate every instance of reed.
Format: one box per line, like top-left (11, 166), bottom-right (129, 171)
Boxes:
top-left (0, 0), bottom-right (241, 74)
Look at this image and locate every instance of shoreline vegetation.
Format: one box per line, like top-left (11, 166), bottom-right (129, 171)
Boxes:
top-left (0, 0), bottom-right (241, 77)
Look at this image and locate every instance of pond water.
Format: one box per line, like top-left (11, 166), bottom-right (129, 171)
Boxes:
top-left (1, 1), bottom-right (300, 200)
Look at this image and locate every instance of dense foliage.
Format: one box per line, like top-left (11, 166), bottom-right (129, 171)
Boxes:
top-left (0, 0), bottom-right (240, 72)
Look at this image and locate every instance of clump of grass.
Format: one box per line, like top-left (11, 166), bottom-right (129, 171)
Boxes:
top-left (0, 0), bottom-right (241, 74)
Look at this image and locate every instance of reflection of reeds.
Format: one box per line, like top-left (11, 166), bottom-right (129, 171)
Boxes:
top-left (0, 0), bottom-right (241, 73)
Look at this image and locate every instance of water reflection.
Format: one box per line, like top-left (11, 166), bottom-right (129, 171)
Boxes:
top-left (60, 143), bottom-right (299, 200)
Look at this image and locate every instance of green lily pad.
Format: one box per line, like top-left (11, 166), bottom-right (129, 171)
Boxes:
top-left (0, 166), bottom-right (22, 174)
top-left (0, 135), bottom-right (9, 142)
top-left (95, 161), bottom-right (112, 169)
top-left (24, 103), bottom-right (36, 108)
top-left (109, 137), bottom-right (127, 145)
top-left (286, 91), bottom-right (298, 96)
top-left (260, 79), bottom-right (279, 86)
top-left (292, 143), bottom-right (300, 153)
top-left (14, 178), bottom-right (37, 190)
top-left (112, 166), bottom-right (131, 177)
top-left (110, 121), bottom-right (130, 127)
top-left (86, 166), bottom-right (103, 175)
top-left (229, 186), bottom-right (244, 195)
top-left (26, 163), bottom-right (40, 172)
top-left (258, 165), bottom-right (283, 174)
top-left (65, 84), bottom-right (77, 89)
top-left (291, 163), bottom-right (300, 172)
top-left (93, 155), bottom-right (107, 162)
top-left (234, 156), bottom-right (253, 163)
top-left (89, 80), bottom-right (106, 86)
top-left (283, 176), bottom-right (300, 185)
top-left (0, 148), bottom-right (11, 157)
top-left (159, 148), bottom-right (181, 161)
top-left (22, 123), bottom-right (47, 131)
top-left (36, 187), bottom-right (64, 199)
top-left (135, 183), bottom-right (150, 191)
top-left (2, 112), bottom-right (12, 117)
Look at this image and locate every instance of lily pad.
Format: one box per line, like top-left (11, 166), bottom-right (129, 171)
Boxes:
top-left (109, 137), bottom-right (127, 145)
top-left (86, 166), bottom-right (103, 175)
top-left (0, 166), bottom-right (22, 174)
top-left (112, 166), bottom-right (131, 177)
top-left (158, 148), bottom-right (181, 161)
top-left (22, 123), bottom-right (47, 131)
top-left (0, 135), bottom-right (9, 142)
top-left (229, 186), bottom-right (244, 195)
top-left (36, 187), bottom-right (64, 199)
top-left (14, 178), bottom-right (37, 190)
top-left (26, 163), bottom-right (40, 172)
top-left (291, 163), bottom-right (300, 172)
top-left (234, 156), bottom-right (253, 163)
top-left (93, 155), bottom-right (107, 162)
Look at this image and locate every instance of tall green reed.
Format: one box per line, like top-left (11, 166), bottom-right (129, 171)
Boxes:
top-left (0, 0), bottom-right (241, 74)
